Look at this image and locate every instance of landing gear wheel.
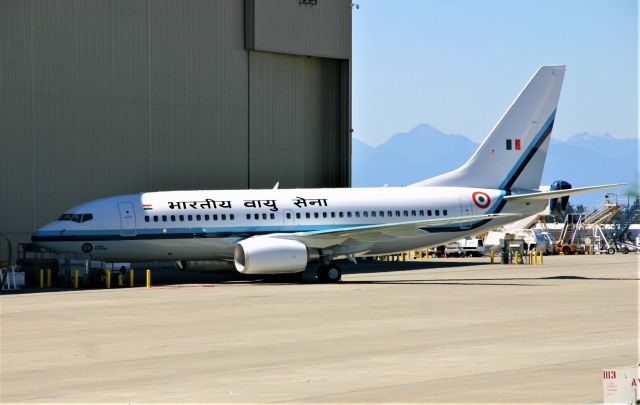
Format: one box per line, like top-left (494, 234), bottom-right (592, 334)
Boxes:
top-left (607, 247), bottom-right (615, 255)
top-left (317, 264), bottom-right (342, 283)
top-left (622, 247), bottom-right (629, 254)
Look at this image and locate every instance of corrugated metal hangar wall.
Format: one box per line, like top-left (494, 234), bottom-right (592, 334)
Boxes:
top-left (0, 0), bottom-right (352, 263)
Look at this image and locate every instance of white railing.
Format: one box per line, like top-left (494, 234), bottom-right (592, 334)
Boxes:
top-left (1, 266), bottom-right (22, 291)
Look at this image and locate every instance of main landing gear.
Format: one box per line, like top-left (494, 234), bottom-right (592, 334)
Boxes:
top-left (316, 263), bottom-right (342, 283)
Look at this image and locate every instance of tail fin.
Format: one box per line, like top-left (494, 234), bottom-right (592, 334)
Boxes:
top-left (411, 65), bottom-right (566, 190)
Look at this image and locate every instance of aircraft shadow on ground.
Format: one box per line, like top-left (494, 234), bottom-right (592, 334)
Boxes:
top-left (4, 260), bottom-right (638, 293)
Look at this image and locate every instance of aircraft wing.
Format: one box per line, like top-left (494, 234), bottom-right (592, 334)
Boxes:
top-left (503, 184), bottom-right (625, 202)
top-left (289, 213), bottom-right (514, 247)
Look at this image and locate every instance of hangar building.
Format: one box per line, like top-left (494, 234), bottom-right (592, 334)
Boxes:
top-left (0, 0), bottom-right (352, 263)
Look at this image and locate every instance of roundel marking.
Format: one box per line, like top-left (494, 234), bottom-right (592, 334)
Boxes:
top-left (81, 243), bottom-right (93, 253)
top-left (472, 191), bottom-right (491, 209)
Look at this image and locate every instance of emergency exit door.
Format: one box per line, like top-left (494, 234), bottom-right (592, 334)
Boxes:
top-left (118, 202), bottom-right (137, 236)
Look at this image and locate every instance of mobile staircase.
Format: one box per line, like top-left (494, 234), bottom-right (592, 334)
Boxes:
top-left (556, 194), bottom-right (625, 254)
top-left (557, 213), bottom-right (583, 254)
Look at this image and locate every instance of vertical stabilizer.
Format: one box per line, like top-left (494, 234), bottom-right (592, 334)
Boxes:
top-left (411, 65), bottom-right (566, 190)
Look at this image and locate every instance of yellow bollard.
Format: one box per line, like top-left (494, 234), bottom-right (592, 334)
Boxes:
top-left (534, 251), bottom-right (538, 265)
top-left (105, 270), bottom-right (111, 289)
top-left (514, 251), bottom-right (519, 266)
top-left (129, 269), bottom-right (134, 287)
top-left (402, 252), bottom-right (406, 262)
top-left (39, 269), bottom-right (44, 288)
top-left (74, 270), bottom-right (79, 289)
top-left (117, 275), bottom-right (123, 287)
top-left (146, 269), bottom-right (151, 288)
top-left (490, 250), bottom-right (495, 264)
top-left (540, 251), bottom-right (544, 265)
top-left (425, 250), bottom-right (429, 260)
top-left (46, 268), bottom-right (52, 287)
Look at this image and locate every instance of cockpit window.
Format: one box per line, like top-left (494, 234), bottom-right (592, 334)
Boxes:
top-left (58, 213), bottom-right (93, 223)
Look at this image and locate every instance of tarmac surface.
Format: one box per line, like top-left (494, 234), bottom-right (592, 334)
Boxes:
top-left (1, 254), bottom-right (638, 403)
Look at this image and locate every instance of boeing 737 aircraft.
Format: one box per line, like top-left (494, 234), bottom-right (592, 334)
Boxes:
top-left (32, 66), bottom-right (620, 282)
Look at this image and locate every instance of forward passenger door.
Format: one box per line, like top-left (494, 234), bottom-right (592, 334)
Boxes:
top-left (118, 202), bottom-right (137, 237)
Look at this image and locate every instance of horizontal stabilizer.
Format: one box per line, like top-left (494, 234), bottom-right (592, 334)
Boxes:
top-left (503, 184), bottom-right (625, 202)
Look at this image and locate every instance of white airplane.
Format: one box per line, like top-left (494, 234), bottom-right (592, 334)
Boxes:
top-left (32, 66), bottom-right (620, 282)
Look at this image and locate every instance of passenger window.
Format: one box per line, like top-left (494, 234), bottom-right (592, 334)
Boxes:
top-left (262, 213), bottom-right (267, 220)
top-left (347, 212), bottom-right (352, 218)
top-left (396, 210), bottom-right (401, 217)
top-left (443, 209), bottom-right (448, 216)
top-left (196, 214), bottom-right (201, 221)
top-left (306, 213), bottom-right (311, 219)
top-left (246, 214), bottom-right (251, 220)
top-left (339, 212), bottom-right (344, 218)
top-left (427, 210), bottom-right (432, 216)
top-left (270, 213), bottom-right (275, 220)
top-left (380, 211), bottom-right (384, 217)
top-left (363, 212), bottom-right (368, 218)
top-left (371, 211), bottom-right (376, 217)
top-left (411, 210), bottom-right (416, 216)
top-left (221, 214), bottom-right (226, 220)
top-left (162, 215), bottom-right (167, 222)
top-left (435, 210), bottom-right (440, 216)
top-left (286, 213), bottom-right (291, 219)
top-left (355, 212), bottom-right (360, 217)
top-left (204, 214), bottom-right (209, 221)
top-left (296, 213), bottom-right (301, 219)
top-left (179, 215), bottom-right (184, 221)
top-left (230, 214), bottom-right (234, 220)
top-left (331, 212), bottom-right (336, 218)
top-left (171, 215), bottom-right (176, 222)
top-left (403, 210), bottom-right (408, 217)
top-left (153, 215), bottom-right (159, 222)
top-left (144, 216), bottom-right (149, 223)
top-left (419, 210), bottom-right (424, 216)
top-left (254, 214), bottom-right (259, 220)
top-left (322, 212), bottom-right (327, 218)
top-left (314, 212), bottom-right (319, 218)
top-left (388, 211), bottom-right (393, 217)
top-left (213, 214), bottom-right (218, 221)
top-left (187, 215), bottom-right (193, 221)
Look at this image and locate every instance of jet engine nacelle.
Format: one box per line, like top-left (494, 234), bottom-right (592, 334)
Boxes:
top-left (549, 180), bottom-right (572, 212)
top-left (234, 238), bottom-right (309, 274)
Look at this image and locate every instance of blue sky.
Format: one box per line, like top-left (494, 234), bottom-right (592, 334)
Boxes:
top-left (352, 0), bottom-right (638, 146)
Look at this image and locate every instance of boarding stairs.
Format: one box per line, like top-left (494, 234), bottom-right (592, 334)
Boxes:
top-left (559, 213), bottom-right (584, 245)
top-left (582, 195), bottom-right (622, 226)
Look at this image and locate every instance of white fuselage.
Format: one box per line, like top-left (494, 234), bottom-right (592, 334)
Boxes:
top-left (32, 186), bottom-right (542, 262)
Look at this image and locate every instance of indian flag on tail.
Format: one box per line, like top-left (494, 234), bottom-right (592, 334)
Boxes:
top-left (143, 204), bottom-right (153, 211)
top-left (506, 138), bottom-right (521, 151)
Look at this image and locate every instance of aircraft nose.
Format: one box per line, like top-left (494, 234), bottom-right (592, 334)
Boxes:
top-left (31, 221), bottom-right (62, 243)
